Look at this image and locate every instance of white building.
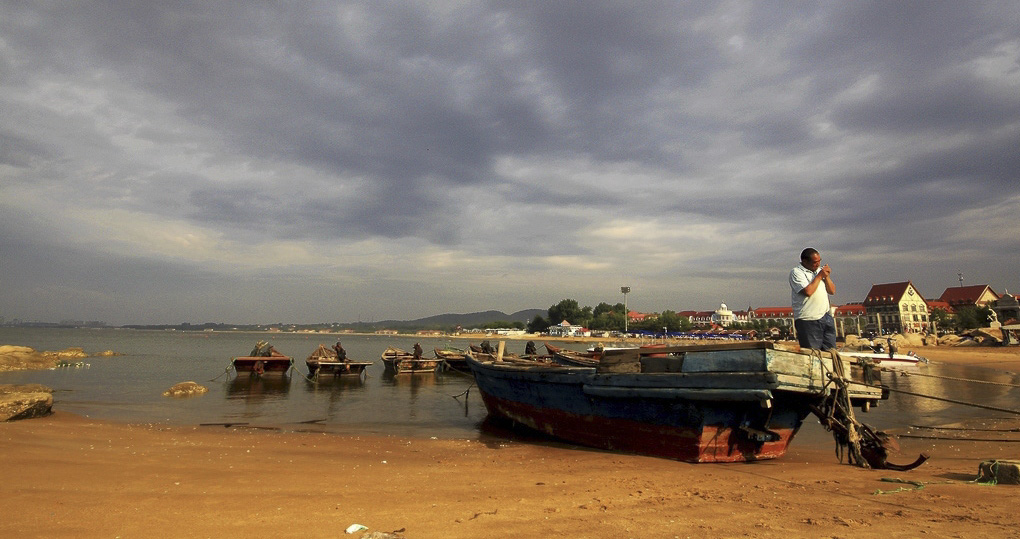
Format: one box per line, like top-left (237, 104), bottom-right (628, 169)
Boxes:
top-left (546, 320), bottom-right (590, 337)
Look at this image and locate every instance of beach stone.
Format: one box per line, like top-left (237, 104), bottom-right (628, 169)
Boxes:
top-left (972, 328), bottom-right (1003, 345)
top-left (978, 460), bottom-right (1020, 485)
top-left (843, 335), bottom-right (864, 347)
top-left (44, 347), bottom-right (89, 359)
top-left (163, 381), bottom-right (209, 398)
top-left (0, 384), bottom-right (54, 421)
top-left (0, 345), bottom-right (59, 372)
top-left (900, 333), bottom-right (925, 347)
top-left (939, 335), bottom-right (962, 346)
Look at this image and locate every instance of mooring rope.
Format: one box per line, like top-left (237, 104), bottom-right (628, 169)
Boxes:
top-left (911, 425), bottom-right (1020, 433)
top-left (897, 434), bottom-right (1020, 442)
top-left (814, 349), bottom-right (868, 468)
top-left (882, 386), bottom-right (1020, 416)
top-left (880, 368), bottom-right (1020, 389)
top-left (289, 363), bottom-right (316, 383)
top-left (208, 361), bottom-right (235, 382)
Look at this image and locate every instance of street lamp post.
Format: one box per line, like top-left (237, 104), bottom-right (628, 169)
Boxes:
top-left (621, 286), bottom-right (631, 334)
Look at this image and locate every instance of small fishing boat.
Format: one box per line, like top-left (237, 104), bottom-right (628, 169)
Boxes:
top-left (435, 346), bottom-right (468, 371)
top-left (544, 343), bottom-right (600, 367)
top-left (381, 346), bottom-right (442, 374)
top-left (232, 341), bottom-right (293, 376)
top-left (839, 348), bottom-right (927, 368)
top-left (467, 341), bottom-right (923, 468)
top-left (305, 344), bottom-right (373, 379)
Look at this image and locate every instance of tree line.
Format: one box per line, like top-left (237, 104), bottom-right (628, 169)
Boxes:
top-left (525, 299), bottom-right (696, 334)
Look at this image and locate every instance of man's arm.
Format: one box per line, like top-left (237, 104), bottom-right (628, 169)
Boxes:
top-left (799, 265), bottom-right (834, 296)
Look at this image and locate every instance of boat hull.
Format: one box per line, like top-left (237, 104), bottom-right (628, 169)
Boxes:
top-left (470, 359), bottom-right (805, 462)
top-left (382, 357), bottom-right (442, 374)
top-left (435, 348), bottom-right (469, 371)
top-left (467, 343), bottom-right (884, 463)
top-left (232, 356), bottom-right (293, 375)
top-left (307, 360), bottom-right (372, 378)
top-left (479, 391), bottom-right (803, 462)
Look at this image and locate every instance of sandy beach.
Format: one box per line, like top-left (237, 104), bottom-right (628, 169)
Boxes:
top-left (3, 345), bottom-right (1020, 538)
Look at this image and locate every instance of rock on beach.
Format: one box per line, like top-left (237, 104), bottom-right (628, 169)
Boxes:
top-left (0, 384), bottom-right (53, 421)
top-left (0, 345), bottom-right (89, 372)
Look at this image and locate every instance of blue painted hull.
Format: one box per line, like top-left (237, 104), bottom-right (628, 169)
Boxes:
top-left (466, 354), bottom-right (816, 462)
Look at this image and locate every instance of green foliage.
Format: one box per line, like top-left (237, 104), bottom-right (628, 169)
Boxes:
top-left (952, 305), bottom-right (993, 330)
top-left (547, 299), bottom-right (592, 328)
top-left (592, 302), bottom-right (625, 318)
top-left (931, 307), bottom-right (952, 331)
top-left (591, 310), bottom-right (625, 331)
top-left (527, 314), bottom-right (550, 333)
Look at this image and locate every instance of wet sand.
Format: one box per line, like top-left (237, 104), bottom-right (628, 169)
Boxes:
top-left (2, 345), bottom-right (1019, 538)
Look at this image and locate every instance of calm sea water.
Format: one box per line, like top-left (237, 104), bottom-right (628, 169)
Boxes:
top-left (2, 328), bottom-right (1019, 442)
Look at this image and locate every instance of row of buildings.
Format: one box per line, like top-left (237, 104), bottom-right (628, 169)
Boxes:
top-left (674, 283), bottom-right (1019, 336)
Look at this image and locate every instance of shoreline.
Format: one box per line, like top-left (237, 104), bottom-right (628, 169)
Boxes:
top-left (3, 408), bottom-right (1019, 537)
top-left (3, 345), bottom-right (1020, 536)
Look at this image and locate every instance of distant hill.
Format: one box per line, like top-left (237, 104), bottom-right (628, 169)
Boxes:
top-left (351, 309), bottom-right (546, 330)
top-left (116, 309), bottom-right (548, 332)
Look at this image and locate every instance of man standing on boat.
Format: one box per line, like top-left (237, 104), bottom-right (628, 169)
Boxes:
top-left (790, 247), bottom-right (836, 351)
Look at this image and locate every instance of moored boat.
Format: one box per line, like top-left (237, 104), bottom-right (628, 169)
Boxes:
top-left (232, 341), bottom-right (293, 376)
top-left (467, 341), bottom-right (911, 466)
top-left (544, 343), bottom-right (600, 367)
top-left (839, 349), bottom-right (927, 368)
top-left (435, 346), bottom-right (468, 371)
top-left (305, 344), bottom-right (373, 379)
top-left (381, 346), bottom-right (442, 374)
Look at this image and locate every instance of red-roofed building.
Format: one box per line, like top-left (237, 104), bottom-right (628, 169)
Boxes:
top-left (938, 285), bottom-right (999, 309)
top-left (627, 311), bottom-right (657, 323)
top-left (925, 299), bottom-right (953, 314)
top-left (863, 281), bottom-right (930, 333)
top-left (749, 307), bottom-right (794, 329)
top-left (834, 303), bottom-right (867, 336)
top-left (680, 310), bottom-right (715, 326)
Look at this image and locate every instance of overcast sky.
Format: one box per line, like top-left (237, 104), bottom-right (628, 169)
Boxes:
top-left (2, 2), bottom-right (1018, 325)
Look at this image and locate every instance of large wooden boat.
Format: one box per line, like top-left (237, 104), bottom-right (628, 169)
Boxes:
top-left (381, 347), bottom-right (442, 374)
top-left (305, 344), bottom-right (373, 379)
top-left (232, 341), bottom-right (293, 376)
top-left (467, 341), bottom-right (893, 464)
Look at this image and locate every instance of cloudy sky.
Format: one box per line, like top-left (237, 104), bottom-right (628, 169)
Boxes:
top-left (2, 2), bottom-right (1018, 325)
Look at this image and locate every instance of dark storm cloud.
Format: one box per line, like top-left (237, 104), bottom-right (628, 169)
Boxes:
top-left (2, 1), bottom-right (1018, 323)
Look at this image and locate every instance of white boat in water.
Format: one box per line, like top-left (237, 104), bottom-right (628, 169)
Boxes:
top-left (839, 349), bottom-right (927, 367)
